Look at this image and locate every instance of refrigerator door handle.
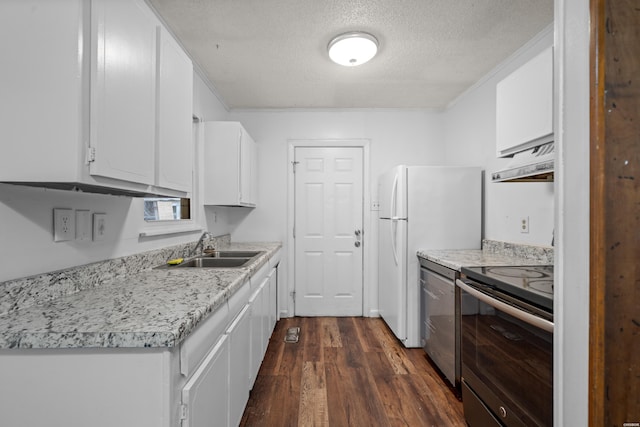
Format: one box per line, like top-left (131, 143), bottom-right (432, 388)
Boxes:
top-left (390, 173), bottom-right (399, 218)
top-left (391, 219), bottom-right (399, 266)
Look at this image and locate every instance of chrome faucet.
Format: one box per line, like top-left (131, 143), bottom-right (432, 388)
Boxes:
top-left (189, 232), bottom-right (211, 257)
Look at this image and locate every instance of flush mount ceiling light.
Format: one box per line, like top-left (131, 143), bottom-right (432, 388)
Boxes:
top-left (327, 32), bottom-right (378, 67)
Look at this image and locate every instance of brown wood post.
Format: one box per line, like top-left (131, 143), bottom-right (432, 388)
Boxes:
top-left (590, 0), bottom-right (640, 425)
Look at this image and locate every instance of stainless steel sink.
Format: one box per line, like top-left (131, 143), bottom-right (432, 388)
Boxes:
top-left (157, 250), bottom-right (264, 269)
top-left (205, 250), bottom-right (264, 258)
top-left (176, 257), bottom-right (252, 268)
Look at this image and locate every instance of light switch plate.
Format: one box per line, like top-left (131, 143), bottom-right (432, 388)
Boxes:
top-left (53, 208), bottom-right (74, 242)
top-left (93, 213), bottom-right (106, 241)
top-left (75, 210), bottom-right (91, 241)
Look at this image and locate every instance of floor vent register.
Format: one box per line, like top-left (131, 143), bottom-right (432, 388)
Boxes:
top-left (284, 326), bottom-right (300, 343)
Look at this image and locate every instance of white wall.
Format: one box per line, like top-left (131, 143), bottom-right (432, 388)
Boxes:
top-left (444, 25), bottom-right (555, 247)
top-left (225, 110), bottom-right (446, 315)
top-left (0, 72), bottom-right (229, 283)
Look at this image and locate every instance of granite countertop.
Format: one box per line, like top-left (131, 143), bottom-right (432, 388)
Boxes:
top-left (417, 240), bottom-right (554, 271)
top-left (0, 242), bottom-right (281, 350)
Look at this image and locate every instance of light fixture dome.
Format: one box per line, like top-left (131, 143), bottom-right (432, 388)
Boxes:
top-left (327, 32), bottom-right (378, 67)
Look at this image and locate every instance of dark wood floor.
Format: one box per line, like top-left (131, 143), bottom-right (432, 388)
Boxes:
top-left (240, 317), bottom-right (465, 426)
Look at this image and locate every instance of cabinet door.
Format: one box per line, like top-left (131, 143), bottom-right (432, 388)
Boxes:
top-left (181, 334), bottom-right (229, 427)
top-left (267, 268), bottom-right (278, 335)
top-left (239, 130), bottom-right (257, 206)
top-left (204, 122), bottom-right (241, 205)
top-left (248, 283), bottom-right (265, 388)
top-left (90, 0), bottom-right (157, 185)
top-left (157, 26), bottom-right (193, 193)
top-left (496, 46), bottom-right (553, 157)
top-left (226, 304), bottom-right (251, 427)
top-left (204, 121), bottom-right (257, 207)
top-left (0, 0), bottom-right (83, 182)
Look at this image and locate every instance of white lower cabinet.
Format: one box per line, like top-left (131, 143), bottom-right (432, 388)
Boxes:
top-left (249, 279), bottom-right (267, 387)
top-left (267, 268), bottom-right (278, 339)
top-left (226, 304), bottom-right (252, 427)
top-left (181, 334), bottom-right (230, 427)
top-left (0, 252), bottom-right (281, 427)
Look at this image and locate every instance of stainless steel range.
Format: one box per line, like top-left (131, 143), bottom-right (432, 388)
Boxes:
top-left (456, 265), bottom-right (553, 426)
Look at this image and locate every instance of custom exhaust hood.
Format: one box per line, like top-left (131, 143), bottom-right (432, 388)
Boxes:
top-left (491, 142), bottom-right (554, 182)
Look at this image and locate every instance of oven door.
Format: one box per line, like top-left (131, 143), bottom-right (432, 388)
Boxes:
top-left (456, 279), bottom-right (553, 427)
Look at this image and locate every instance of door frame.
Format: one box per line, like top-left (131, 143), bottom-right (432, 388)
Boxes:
top-left (286, 139), bottom-right (371, 318)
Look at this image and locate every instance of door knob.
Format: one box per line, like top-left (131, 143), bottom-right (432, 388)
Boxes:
top-left (354, 241), bottom-right (361, 248)
top-left (354, 229), bottom-right (361, 237)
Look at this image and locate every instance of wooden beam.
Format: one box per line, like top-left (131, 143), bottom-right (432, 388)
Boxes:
top-left (590, 1), bottom-right (640, 425)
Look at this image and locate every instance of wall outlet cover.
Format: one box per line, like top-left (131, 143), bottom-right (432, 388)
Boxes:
top-left (93, 213), bottom-right (106, 241)
top-left (76, 210), bottom-right (91, 241)
top-left (53, 208), bottom-right (74, 242)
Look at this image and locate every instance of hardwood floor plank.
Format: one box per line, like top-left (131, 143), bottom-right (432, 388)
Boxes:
top-left (397, 367), bottom-right (462, 426)
top-left (364, 348), bottom-right (398, 378)
top-left (240, 317), bottom-right (465, 427)
top-left (301, 317), bottom-right (323, 363)
top-left (239, 373), bottom-right (273, 427)
top-left (336, 317), bottom-right (367, 369)
top-left (353, 316), bottom-right (385, 352)
top-left (371, 320), bottom-right (410, 375)
top-left (405, 350), bottom-right (466, 424)
top-left (325, 361), bottom-right (392, 426)
top-left (258, 320), bottom-right (287, 375)
top-left (298, 361), bottom-right (329, 426)
top-left (320, 317), bottom-right (343, 348)
top-left (372, 373), bottom-right (432, 426)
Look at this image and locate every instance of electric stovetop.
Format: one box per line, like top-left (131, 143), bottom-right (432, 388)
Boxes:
top-left (461, 265), bottom-right (554, 312)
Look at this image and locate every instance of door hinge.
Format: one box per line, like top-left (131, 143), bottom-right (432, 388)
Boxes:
top-left (293, 225), bottom-right (295, 238)
top-left (179, 404), bottom-right (188, 422)
top-left (87, 147), bottom-right (96, 163)
top-left (291, 160), bottom-right (300, 173)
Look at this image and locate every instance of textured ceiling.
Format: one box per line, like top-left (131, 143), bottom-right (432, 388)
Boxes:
top-left (148, 0), bottom-right (553, 110)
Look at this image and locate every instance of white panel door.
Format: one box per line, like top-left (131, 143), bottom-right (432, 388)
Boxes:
top-left (294, 146), bottom-right (364, 316)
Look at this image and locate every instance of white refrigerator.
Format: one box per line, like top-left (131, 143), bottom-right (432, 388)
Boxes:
top-left (378, 165), bottom-right (481, 347)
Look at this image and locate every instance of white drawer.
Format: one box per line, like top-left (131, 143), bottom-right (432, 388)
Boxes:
top-left (227, 278), bottom-right (252, 320)
top-left (179, 302), bottom-right (229, 377)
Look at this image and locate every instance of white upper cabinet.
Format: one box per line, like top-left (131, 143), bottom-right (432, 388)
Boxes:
top-left (496, 46), bottom-right (554, 157)
top-left (204, 121), bottom-right (257, 207)
top-left (90, 0), bottom-right (157, 186)
top-left (157, 26), bottom-right (194, 193)
top-left (0, 0), bottom-right (193, 197)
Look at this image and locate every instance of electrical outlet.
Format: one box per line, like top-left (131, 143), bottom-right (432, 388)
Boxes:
top-left (76, 210), bottom-right (91, 241)
top-left (93, 213), bottom-right (106, 241)
top-left (53, 208), bottom-right (75, 242)
top-left (371, 201), bottom-right (380, 211)
top-left (520, 216), bottom-right (530, 233)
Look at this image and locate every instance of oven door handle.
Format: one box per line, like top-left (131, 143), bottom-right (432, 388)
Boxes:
top-left (456, 279), bottom-right (554, 333)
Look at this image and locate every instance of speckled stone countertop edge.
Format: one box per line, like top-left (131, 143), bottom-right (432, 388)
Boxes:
top-left (0, 239), bottom-right (282, 350)
top-left (417, 239), bottom-right (554, 271)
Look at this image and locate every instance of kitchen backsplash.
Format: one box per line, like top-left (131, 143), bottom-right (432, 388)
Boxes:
top-left (0, 233), bottom-right (231, 316)
top-left (482, 239), bottom-right (554, 264)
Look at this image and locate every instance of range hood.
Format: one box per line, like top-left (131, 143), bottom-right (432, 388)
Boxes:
top-left (492, 142), bottom-right (554, 182)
